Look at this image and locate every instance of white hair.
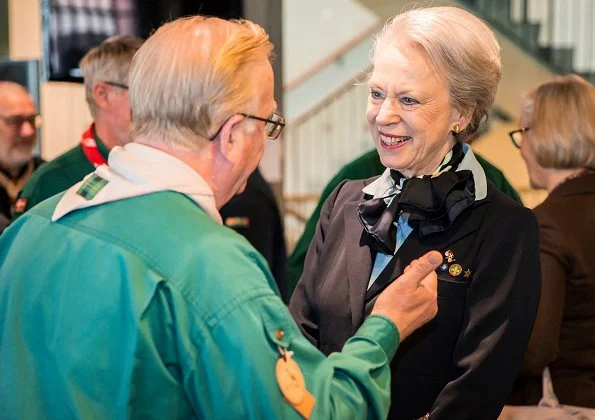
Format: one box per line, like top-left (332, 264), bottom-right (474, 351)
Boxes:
top-left (372, 6), bottom-right (502, 139)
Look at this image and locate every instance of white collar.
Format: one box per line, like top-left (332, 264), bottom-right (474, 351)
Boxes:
top-left (52, 143), bottom-right (222, 224)
top-left (362, 143), bottom-right (487, 201)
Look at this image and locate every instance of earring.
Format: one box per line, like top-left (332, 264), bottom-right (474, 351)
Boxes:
top-left (453, 123), bottom-right (461, 134)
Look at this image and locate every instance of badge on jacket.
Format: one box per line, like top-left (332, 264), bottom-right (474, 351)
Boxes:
top-left (276, 345), bottom-right (316, 419)
top-left (224, 216), bottom-right (250, 228)
top-left (441, 249), bottom-right (472, 280)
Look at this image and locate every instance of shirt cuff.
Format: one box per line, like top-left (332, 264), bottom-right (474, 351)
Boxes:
top-left (353, 315), bottom-right (401, 361)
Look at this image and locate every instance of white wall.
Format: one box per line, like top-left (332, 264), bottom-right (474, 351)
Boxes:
top-left (282, 0), bottom-right (379, 87)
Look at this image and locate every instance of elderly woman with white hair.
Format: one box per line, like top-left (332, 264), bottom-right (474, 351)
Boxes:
top-left (290, 7), bottom-right (541, 419)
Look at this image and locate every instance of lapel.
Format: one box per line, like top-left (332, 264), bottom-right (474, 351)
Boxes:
top-left (363, 196), bottom-right (493, 313)
top-left (365, 234), bottom-right (422, 301)
top-left (343, 201), bottom-right (373, 330)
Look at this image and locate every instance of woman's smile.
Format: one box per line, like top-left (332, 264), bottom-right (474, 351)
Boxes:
top-left (366, 37), bottom-right (461, 177)
top-left (379, 132), bottom-right (411, 148)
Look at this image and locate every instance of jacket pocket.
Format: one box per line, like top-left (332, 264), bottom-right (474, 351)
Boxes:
top-left (393, 278), bottom-right (469, 375)
top-left (437, 276), bottom-right (471, 298)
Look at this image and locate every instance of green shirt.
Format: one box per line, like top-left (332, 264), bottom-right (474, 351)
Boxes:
top-left (287, 148), bottom-right (523, 296)
top-left (0, 191), bottom-right (400, 419)
top-left (12, 132), bottom-right (109, 220)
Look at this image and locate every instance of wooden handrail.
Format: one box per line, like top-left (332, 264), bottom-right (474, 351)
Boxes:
top-left (283, 21), bottom-right (382, 93)
top-left (284, 193), bottom-right (321, 203)
top-left (284, 207), bottom-right (309, 224)
top-left (288, 63), bottom-right (373, 126)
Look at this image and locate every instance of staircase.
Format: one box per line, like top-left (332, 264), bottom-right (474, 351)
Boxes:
top-left (459, 0), bottom-right (595, 83)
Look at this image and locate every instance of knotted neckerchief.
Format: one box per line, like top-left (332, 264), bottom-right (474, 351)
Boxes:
top-left (80, 123), bottom-right (107, 168)
top-left (357, 142), bottom-right (475, 255)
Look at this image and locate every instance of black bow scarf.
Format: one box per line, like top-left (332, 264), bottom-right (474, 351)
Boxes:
top-left (357, 142), bottom-right (475, 255)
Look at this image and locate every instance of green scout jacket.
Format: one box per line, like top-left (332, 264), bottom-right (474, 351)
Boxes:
top-left (287, 148), bottom-right (523, 296)
top-left (0, 190), bottom-right (401, 419)
top-left (12, 136), bottom-right (110, 221)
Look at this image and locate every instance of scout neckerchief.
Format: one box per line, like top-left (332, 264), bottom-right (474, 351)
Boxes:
top-left (0, 160), bottom-right (35, 213)
top-left (80, 123), bottom-right (107, 168)
top-left (357, 142), bottom-right (475, 255)
top-left (52, 143), bottom-right (223, 224)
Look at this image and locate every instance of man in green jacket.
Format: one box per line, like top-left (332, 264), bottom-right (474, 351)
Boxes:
top-left (12, 35), bottom-right (289, 302)
top-left (0, 16), bottom-right (441, 419)
top-left (12, 35), bottom-right (144, 220)
top-left (287, 148), bottom-right (523, 296)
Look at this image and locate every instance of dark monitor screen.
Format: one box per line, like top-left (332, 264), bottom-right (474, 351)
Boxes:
top-left (43, 0), bottom-right (243, 82)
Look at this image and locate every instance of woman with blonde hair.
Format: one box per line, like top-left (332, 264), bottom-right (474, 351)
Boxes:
top-left (508, 75), bottom-right (595, 408)
top-left (290, 6), bottom-right (541, 419)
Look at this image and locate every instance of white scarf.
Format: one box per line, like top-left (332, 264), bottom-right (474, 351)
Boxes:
top-left (52, 143), bottom-right (221, 224)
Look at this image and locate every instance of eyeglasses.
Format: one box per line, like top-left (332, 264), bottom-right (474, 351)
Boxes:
top-left (209, 112), bottom-right (286, 141)
top-left (509, 127), bottom-right (530, 148)
top-left (0, 114), bottom-right (42, 130)
top-left (102, 81), bottom-right (129, 90)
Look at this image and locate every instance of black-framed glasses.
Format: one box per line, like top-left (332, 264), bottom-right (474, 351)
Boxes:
top-left (0, 114), bottom-right (42, 130)
top-left (102, 81), bottom-right (129, 90)
top-left (509, 127), bottom-right (530, 148)
top-left (209, 112), bottom-right (286, 141)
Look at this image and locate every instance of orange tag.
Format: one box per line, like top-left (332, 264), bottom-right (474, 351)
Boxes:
top-left (224, 216), bottom-right (250, 228)
top-left (276, 356), bottom-right (316, 419)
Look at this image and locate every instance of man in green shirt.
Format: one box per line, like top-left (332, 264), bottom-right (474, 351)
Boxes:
top-left (0, 16), bottom-right (441, 419)
top-left (12, 35), bottom-right (144, 220)
top-left (287, 148), bottom-right (523, 296)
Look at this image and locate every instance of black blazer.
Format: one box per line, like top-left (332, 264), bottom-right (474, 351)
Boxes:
top-left (220, 168), bottom-right (288, 300)
top-left (290, 177), bottom-right (541, 420)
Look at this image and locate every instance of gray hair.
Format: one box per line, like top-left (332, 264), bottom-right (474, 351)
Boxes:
top-left (79, 35), bottom-right (144, 116)
top-left (128, 16), bottom-right (273, 152)
top-left (372, 6), bottom-right (502, 140)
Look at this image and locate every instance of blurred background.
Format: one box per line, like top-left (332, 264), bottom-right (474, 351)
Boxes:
top-left (2, 0), bottom-right (593, 250)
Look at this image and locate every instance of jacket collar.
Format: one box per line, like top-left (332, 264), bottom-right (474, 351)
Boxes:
top-left (344, 177), bottom-right (492, 328)
top-left (362, 143), bottom-right (488, 202)
top-left (548, 171), bottom-right (595, 198)
top-left (52, 143), bottom-right (221, 224)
